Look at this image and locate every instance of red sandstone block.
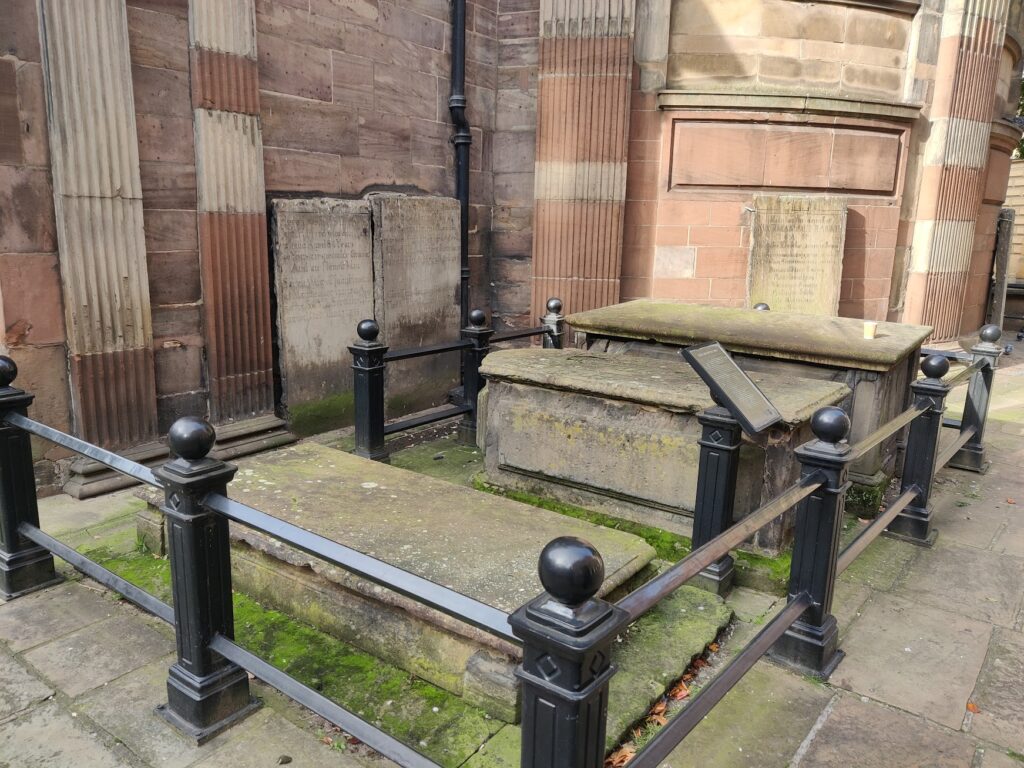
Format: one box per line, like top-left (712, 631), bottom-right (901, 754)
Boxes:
top-left (358, 111), bottom-right (412, 161)
top-left (0, 0), bottom-right (42, 61)
top-left (621, 244), bottom-right (654, 278)
top-left (498, 11), bottom-right (539, 39)
top-left (865, 248), bottom-right (895, 279)
top-left (620, 276), bottom-right (652, 299)
top-left (0, 253), bottom-right (65, 346)
top-left (14, 62), bottom-right (47, 167)
top-left (331, 50), bottom-right (374, 107)
top-left (132, 64), bottom-right (191, 118)
top-left (0, 59), bottom-right (20, 165)
top-left (147, 250), bottom-right (202, 306)
top-left (191, 49), bottom-right (261, 114)
top-left (409, 119), bottom-right (450, 167)
top-left (845, 277), bottom-right (890, 301)
top-left (629, 107), bottom-right (662, 142)
top-left (127, 0), bottom-right (189, 18)
top-left (310, 0), bottom-right (379, 24)
top-left (858, 205), bottom-right (900, 231)
top-left (654, 226), bottom-right (689, 247)
top-left (262, 91), bottom-right (359, 156)
top-left (695, 247), bottom-right (748, 278)
top-left (653, 278), bottom-right (711, 301)
top-left (258, 32), bottom-right (333, 102)
top-left (625, 161), bottom-right (660, 201)
top-left (844, 228), bottom-right (873, 250)
top-left (629, 139), bottom-right (661, 165)
top-left (708, 201), bottom-right (747, 227)
top-left (0, 166), bottom-right (56, 254)
top-left (374, 63), bottom-right (438, 120)
top-left (127, 6), bottom-right (188, 72)
top-left (689, 226), bottom-right (741, 247)
top-left (493, 171), bottom-right (534, 207)
top-left (842, 248), bottom-right (869, 280)
top-left (492, 130), bottom-right (536, 173)
top-left (154, 343), bottom-right (203, 397)
top-left (140, 161), bottom-right (197, 211)
top-left (626, 225), bottom-right (658, 249)
top-left (659, 199), bottom-right (711, 226)
top-left (136, 115), bottom-right (195, 165)
top-left (144, 210), bottom-right (198, 253)
top-left (709, 277), bottom-right (746, 300)
top-left (872, 228), bottom-right (897, 250)
top-left (380, 2), bottom-right (446, 49)
top-left (623, 199), bottom-right (658, 228)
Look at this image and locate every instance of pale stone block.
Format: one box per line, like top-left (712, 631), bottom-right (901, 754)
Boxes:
top-left (842, 62), bottom-right (903, 95)
top-left (653, 245), bottom-right (696, 278)
top-left (845, 7), bottom-right (910, 50)
top-left (670, 0), bottom-right (763, 37)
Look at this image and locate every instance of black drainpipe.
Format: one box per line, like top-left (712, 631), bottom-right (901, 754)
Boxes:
top-left (449, 0), bottom-right (471, 331)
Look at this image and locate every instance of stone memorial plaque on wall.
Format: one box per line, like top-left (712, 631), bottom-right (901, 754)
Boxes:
top-left (370, 194), bottom-right (461, 413)
top-left (271, 198), bottom-right (374, 433)
top-left (748, 195), bottom-right (847, 315)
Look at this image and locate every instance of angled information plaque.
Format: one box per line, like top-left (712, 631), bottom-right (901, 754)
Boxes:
top-left (682, 342), bottom-right (783, 435)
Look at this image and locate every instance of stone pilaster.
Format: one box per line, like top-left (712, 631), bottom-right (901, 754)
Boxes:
top-left (37, 0), bottom-right (158, 448)
top-left (906, 0), bottom-right (1011, 340)
top-left (531, 0), bottom-right (636, 316)
top-left (188, 0), bottom-right (274, 422)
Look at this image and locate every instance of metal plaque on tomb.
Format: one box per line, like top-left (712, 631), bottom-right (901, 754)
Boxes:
top-left (748, 195), bottom-right (847, 315)
top-left (682, 342), bottom-right (782, 435)
top-left (271, 198), bottom-right (374, 431)
top-left (370, 194), bottom-right (461, 413)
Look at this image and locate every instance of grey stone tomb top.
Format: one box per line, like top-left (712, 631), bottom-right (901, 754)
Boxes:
top-left (228, 443), bottom-right (655, 614)
top-left (568, 300), bottom-right (933, 371)
top-left (480, 349), bottom-right (850, 427)
top-left (748, 194), bottom-right (847, 315)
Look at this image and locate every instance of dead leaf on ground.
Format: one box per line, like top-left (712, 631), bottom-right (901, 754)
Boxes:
top-left (1007, 498), bottom-right (1016, 505)
top-left (668, 681), bottom-right (690, 701)
top-left (967, 702), bottom-right (981, 714)
top-left (606, 745), bottom-right (636, 767)
top-left (708, 642), bottom-right (720, 653)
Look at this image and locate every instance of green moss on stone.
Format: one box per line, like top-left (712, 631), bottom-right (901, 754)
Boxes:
top-left (288, 393), bottom-right (356, 437)
top-left (845, 479), bottom-right (887, 519)
top-left (84, 548), bottom-right (503, 767)
top-left (390, 437), bottom-right (483, 488)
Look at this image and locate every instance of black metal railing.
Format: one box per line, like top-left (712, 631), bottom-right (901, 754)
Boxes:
top-left (350, 298), bottom-right (565, 461)
top-left (0, 323), bottom-right (1004, 768)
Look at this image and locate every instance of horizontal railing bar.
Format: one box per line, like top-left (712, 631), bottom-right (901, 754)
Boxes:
top-left (383, 404), bottom-right (471, 436)
top-left (3, 412), bottom-right (162, 488)
top-left (848, 403), bottom-right (927, 462)
top-left (210, 635), bottom-right (440, 768)
top-left (628, 592), bottom-right (813, 768)
top-left (384, 340), bottom-right (473, 362)
top-left (204, 492), bottom-right (518, 643)
top-left (20, 523), bottom-right (174, 624)
top-left (491, 326), bottom-right (548, 343)
top-left (616, 478), bottom-right (822, 621)
top-left (943, 358), bottom-right (986, 388)
top-left (942, 417), bottom-right (963, 430)
top-left (935, 425), bottom-right (977, 470)
top-left (836, 486), bottom-right (919, 574)
top-left (920, 347), bottom-right (972, 363)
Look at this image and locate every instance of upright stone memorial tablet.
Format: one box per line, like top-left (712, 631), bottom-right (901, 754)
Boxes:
top-left (370, 194), bottom-right (461, 412)
top-left (749, 195), bottom-right (847, 314)
top-left (271, 198), bottom-right (374, 434)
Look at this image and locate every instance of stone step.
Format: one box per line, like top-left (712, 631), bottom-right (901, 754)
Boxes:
top-left (138, 441), bottom-right (657, 722)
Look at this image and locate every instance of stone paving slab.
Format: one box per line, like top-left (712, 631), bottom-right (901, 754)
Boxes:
top-left (0, 701), bottom-right (138, 768)
top-left (831, 592), bottom-right (992, 729)
top-left (898, 541), bottom-right (1024, 629)
top-left (968, 627), bottom-right (1024, 753)
top-left (37, 488), bottom-right (147, 537)
top-left (659, 661), bottom-right (833, 768)
top-left (22, 612), bottom-right (172, 698)
top-left (229, 442), bottom-right (656, 614)
top-left (0, 648), bottom-right (53, 718)
top-left (0, 580), bottom-right (115, 652)
top-left (794, 693), bottom-right (978, 767)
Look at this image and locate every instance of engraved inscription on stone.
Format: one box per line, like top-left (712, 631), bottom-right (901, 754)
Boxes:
top-left (748, 195), bottom-right (847, 315)
top-left (271, 198), bottom-right (374, 407)
top-left (684, 342), bottom-right (781, 435)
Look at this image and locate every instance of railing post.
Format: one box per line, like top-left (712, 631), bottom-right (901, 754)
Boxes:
top-left (886, 355), bottom-right (950, 545)
top-left (690, 403), bottom-right (741, 596)
top-left (458, 308), bottom-right (493, 444)
top-left (155, 417), bottom-right (258, 742)
top-left (541, 297), bottom-right (565, 349)
top-left (0, 357), bottom-right (60, 600)
top-left (349, 319), bottom-right (389, 462)
top-left (768, 406), bottom-right (851, 678)
top-left (948, 324), bottom-right (1003, 473)
top-left (511, 537), bottom-right (629, 768)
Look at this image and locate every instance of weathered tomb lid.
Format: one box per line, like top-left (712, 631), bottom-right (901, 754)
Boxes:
top-left (567, 300), bottom-right (933, 371)
top-left (480, 348), bottom-right (850, 427)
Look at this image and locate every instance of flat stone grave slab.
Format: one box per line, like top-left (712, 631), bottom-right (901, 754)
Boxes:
top-left (139, 442), bottom-right (656, 721)
top-left (0, 650), bottom-right (53, 719)
top-left (479, 348), bottom-right (850, 552)
top-left (0, 701), bottom-right (139, 768)
top-left (569, 300), bottom-right (932, 488)
top-left (969, 627), bottom-right (1024, 753)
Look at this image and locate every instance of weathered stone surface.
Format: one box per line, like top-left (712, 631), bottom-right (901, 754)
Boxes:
top-left (660, 661), bottom-right (832, 767)
top-left (0, 701), bottom-right (138, 768)
top-left (749, 195), bottom-right (847, 315)
top-left (37, 488), bottom-right (147, 537)
top-left (370, 193), bottom-right (461, 415)
top-left (832, 592), bottom-right (991, 729)
top-left (837, 534), bottom-right (919, 592)
top-left (271, 198), bottom-right (374, 434)
top-left (0, 650), bottom-right (53, 718)
top-left (480, 349), bottom-right (848, 550)
top-left (799, 693), bottom-right (977, 767)
top-left (0, 581), bottom-right (113, 652)
top-left (22, 613), bottom-right (172, 697)
top-left (968, 627), bottom-right (1024, 752)
top-left (568, 300), bottom-right (932, 371)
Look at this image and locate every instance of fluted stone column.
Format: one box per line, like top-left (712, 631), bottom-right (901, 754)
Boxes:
top-left (531, 0), bottom-right (636, 316)
top-left (37, 0), bottom-right (159, 448)
top-left (906, 0), bottom-right (1012, 340)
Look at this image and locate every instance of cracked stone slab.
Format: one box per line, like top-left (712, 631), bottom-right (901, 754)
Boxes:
top-left (22, 613), bottom-right (173, 697)
top-left (968, 627), bottom-right (1024, 753)
top-left (0, 701), bottom-right (137, 768)
top-left (796, 693), bottom-right (978, 767)
top-left (831, 592), bottom-right (991, 729)
top-left (0, 649), bottom-right (53, 719)
top-left (0, 582), bottom-right (115, 653)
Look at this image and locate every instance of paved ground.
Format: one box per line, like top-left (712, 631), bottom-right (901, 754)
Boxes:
top-left (1, 351), bottom-right (1023, 767)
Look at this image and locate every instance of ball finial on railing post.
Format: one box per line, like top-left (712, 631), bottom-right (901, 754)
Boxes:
top-left (546, 297), bottom-right (563, 315)
top-left (753, 302), bottom-right (771, 311)
top-left (920, 354), bottom-right (950, 381)
top-left (0, 356), bottom-right (18, 388)
top-left (810, 406), bottom-right (850, 445)
top-left (538, 536), bottom-right (605, 607)
top-left (356, 319), bottom-right (380, 343)
top-left (469, 308), bottom-right (487, 328)
top-left (979, 324), bottom-right (1002, 344)
top-left (168, 416), bottom-right (217, 461)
